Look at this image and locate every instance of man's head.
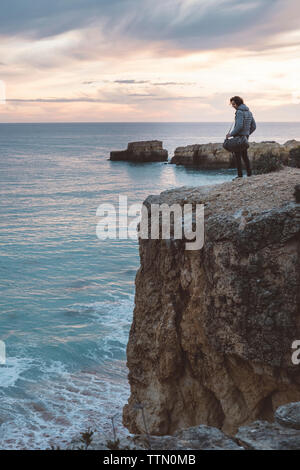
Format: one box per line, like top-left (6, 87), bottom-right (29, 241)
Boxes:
top-left (230, 96), bottom-right (244, 109)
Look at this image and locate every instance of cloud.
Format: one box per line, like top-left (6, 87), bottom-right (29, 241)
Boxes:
top-left (6, 98), bottom-right (108, 103)
top-left (0, 0), bottom-right (115, 38)
top-left (83, 79), bottom-right (196, 86)
top-left (152, 81), bottom-right (196, 86)
top-left (114, 79), bottom-right (150, 84)
top-left (1, 0), bottom-right (300, 122)
top-left (6, 93), bottom-right (206, 104)
top-left (0, 0), bottom-right (297, 54)
top-left (110, 79), bottom-right (196, 86)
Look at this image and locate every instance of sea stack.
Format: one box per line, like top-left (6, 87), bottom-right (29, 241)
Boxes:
top-left (110, 140), bottom-right (168, 162)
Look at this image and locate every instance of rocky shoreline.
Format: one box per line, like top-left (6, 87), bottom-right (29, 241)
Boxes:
top-left (110, 139), bottom-right (300, 170)
top-left (68, 401), bottom-right (300, 450)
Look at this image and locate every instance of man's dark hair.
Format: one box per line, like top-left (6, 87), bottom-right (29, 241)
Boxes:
top-left (230, 96), bottom-right (244, 106)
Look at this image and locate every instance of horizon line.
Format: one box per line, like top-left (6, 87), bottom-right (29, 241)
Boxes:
top-left (1, 121), bottom-right (300, 124)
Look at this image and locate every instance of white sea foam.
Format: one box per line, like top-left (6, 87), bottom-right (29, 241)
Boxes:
top-left (0, 360), bottom-right (130, 449)
top-left (0, 357), bottom-right (33, 388)
top-left (72, 295), bottom-right (134, 359)
top-left (0, 296), bottom-right (134, 450)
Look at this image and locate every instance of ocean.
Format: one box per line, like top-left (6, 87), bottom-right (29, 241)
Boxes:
top-left (1, 122), bottom-right (300, 449)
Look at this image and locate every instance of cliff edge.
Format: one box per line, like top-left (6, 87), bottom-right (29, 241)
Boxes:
top-left (123, 167), bottom-right (300, 436)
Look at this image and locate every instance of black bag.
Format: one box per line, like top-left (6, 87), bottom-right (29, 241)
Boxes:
top-left (223, 135), bottom-right (249, 153)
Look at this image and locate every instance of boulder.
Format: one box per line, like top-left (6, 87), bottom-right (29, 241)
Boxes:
top-left (123, 168), bottom-right (300, 437)
top-left (275, 402), bottom-right (300, 430)
top-left (131, 425), bottom-right (242, 450)
top-left (236, 401), bottom-right (300, 449)
top-left (235, 421), bottom-right (300, 450)
top-left (282, 139), bottom-right (300, 152)
top-left (110, 140), bottom-right (168, 162)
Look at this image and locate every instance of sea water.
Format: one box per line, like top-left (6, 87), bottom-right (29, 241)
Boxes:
top-left (1, 122), bottom-right (299, 449)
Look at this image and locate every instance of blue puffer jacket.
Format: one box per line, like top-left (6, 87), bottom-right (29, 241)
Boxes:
top-left (230, 104), bottom-right (256, 137)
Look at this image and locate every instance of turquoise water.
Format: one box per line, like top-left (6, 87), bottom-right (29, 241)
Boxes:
top-left (0, 122), bottom-right (300, 449)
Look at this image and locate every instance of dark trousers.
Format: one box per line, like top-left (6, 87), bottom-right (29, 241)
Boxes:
top-left (233, 149), bottom-right (252, 177)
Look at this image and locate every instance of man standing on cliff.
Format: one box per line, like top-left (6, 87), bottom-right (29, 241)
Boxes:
top-left (226, 96), bottom-right (256, 178)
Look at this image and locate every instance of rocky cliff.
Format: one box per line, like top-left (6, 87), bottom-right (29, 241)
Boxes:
top-left (123, 167), bottom-right (300, 436)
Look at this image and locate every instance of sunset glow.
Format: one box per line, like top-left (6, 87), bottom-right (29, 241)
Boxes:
top-left (1, 0), bottom-right (300, 122)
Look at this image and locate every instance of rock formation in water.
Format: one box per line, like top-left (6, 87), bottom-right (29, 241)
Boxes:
top-left (110, 140), bottom-right (168, 162)
top-left (123, 167), bottom-right (300, 436)
top-left (170, 140), bottom-right (300, 169)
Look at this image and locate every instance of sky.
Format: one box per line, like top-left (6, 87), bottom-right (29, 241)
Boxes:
top-left (0, 0), bottom-right (300, 122)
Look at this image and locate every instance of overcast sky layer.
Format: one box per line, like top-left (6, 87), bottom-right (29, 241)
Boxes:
top-left (0, 0), bottom-right (300, 122)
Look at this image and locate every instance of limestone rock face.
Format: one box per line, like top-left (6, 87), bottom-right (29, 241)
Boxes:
top-left (170, 140), bottom-right (300, 169)
top-left (110, 140), bottom-right (168, 162)
top-left (123, 168), bottom-right (300, 437)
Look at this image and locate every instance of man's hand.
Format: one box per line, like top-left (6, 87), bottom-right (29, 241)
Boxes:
top-left (226, 133), bottom-right (231, 139)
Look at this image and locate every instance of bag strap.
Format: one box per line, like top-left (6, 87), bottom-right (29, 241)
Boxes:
top-left (229, 109), bottom-right (246, 137)
top-left (227, 122), bottom-right (234, 135)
